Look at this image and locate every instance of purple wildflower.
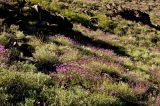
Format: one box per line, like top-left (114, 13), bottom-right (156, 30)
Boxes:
top-left (0, 45), bottom-right (6, 54)
top-left (50, 57), bottom-right (103, 87)
top-left (156, 96), bottom-right (160, 106)
top-left (132, 81), bottom-right (149, 95)
top-left (0, 45), bottom-right (9, 62)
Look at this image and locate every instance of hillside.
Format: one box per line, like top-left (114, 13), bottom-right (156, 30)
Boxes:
top-left (0, 0), bottom-right (160, 105)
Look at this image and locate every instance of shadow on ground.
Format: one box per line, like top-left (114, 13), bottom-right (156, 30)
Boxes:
top-left (117, 9), bottom-right (160, 30)
top-left (0, 2), bottom-right (129, 73)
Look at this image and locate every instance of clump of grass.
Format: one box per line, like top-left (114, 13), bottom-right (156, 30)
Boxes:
top-left (28, 36), bottom-right (43, 48)
top-left (62, 9), bottom-right (92, 27)
top-left (10, 25), bottom-right (25, 39)
top-left (9, 61), bottom-right (37, 72)
top-left (114, 20), bottom-right (128, 36)
top-left (0, 69), bottom-right (53, 105)
top-left (59, 48), bottom-right (82, 62)
top-left (101, 80), bottom-right (137, 103)
top-left (9, 47), bottom-right (21, 61)
top-left (61, 9), bottom-right (76, 20)
top-left (0, 32), bottom-right (8, 45)
top-left (40, 85), bottom-right (122, 106)
top-left (33, 44), bottom-right (59, 67)
top-left (33, 42), bottom-right (82, 71)
top-left (49, 0), bottom-right (62, 13)
top-left (26, 0), bottom-right (49, 7)
top-left (82, 58), bottom-right (123, 78)
top-left (95, 13), bottom-right (117, 32)
top-left (50, 35), bottom-right (74, 46)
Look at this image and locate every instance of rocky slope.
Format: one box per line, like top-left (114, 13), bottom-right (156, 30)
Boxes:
top-left (0, 0), bottom-right (160, 105)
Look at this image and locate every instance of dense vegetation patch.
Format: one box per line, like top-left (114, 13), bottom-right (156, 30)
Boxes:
top-left (0, 0), bottom-right (160, 105)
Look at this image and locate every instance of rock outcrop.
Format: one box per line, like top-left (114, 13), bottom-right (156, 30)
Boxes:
top-left (0, 1), bottom-right (73, 34)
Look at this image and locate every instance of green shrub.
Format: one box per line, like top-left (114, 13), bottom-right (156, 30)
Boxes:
top-left (0, 88), bottom-right (9, 105)
top-left (62, 9), bottom-right (92, 27)
top-left (42, 87), bottom-right (78, 106)
top-left (49, 1), bottom-right (62, 12)
top-left (101, 80), bottom-right (137, 103)
top-left (33, 44), bottom-right (59, 66)
top-left (10, 25), bottom-right (25, 39)
top-left (0, 69), bottom-right (52, 105)
top-left (9, 47), bottom-right (21, 61)
top-left (23, 98), bottom-right (35, 106)
top-left (89, 93), bottom-right (123, 106)
top-left (9, 61), bottom-right (37, 72)
top-left (0, 33), bottom-right (8, 45)
top-left (101, 66), bottom-right (121, 78)
top-left (114, 21), bottom-right (128, 36)
top-left (58, 46), bottom-right (82, 62)
top-left (40, 86), bottom-right (121, 106)
top-left (26, 0), bottom-right (49, 7)
top-left (96, 13), bottom-right (117, 32)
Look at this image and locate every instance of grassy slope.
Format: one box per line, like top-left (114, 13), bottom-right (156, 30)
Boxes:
top-left (0, 0), bottom-right (160, 105)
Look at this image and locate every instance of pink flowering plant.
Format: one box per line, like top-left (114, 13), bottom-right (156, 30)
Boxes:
top-left (0, 45), bottom-right (9, 62)
top-left (51, 62), bottom-right (102, 88)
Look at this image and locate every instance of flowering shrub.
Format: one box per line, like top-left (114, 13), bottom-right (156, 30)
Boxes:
top-left (156, 96), bottom-right (160, 106)
top-left (132, 81), bottom-right (149, 96)
top-left (51, 56), bottom-right (124, 88)
top-left (0, 45), bottom-right (8, 62)
top-left (1, 0), bottom-right (160, 105)
top-left (51, 61), bottom-right (102, 88)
